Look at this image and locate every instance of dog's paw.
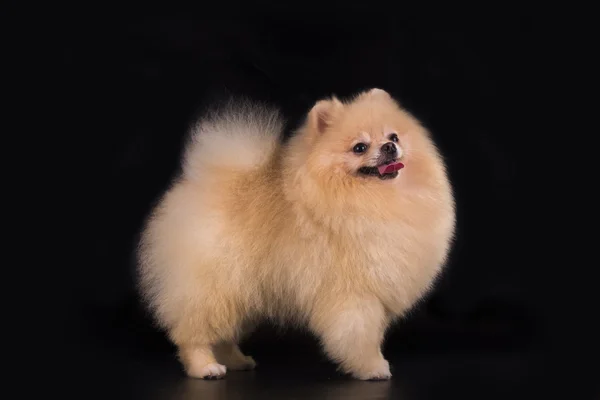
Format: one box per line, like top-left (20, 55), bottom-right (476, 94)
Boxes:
top-left (187, 363), bottom-right (227, 380)
top-left (352, 358), bottom-right (392, 381)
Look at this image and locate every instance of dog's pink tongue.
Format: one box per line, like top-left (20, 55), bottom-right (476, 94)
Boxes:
top-left (378, 162), bottom-right (405, 175)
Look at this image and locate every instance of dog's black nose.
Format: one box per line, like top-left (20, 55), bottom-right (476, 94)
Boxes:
top-left (381, 142), bottom-right (397, 155)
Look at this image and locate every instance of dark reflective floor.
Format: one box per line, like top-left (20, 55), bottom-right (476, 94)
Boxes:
top-left (127, 353), bottom-right (539, 400)
top-left (63, 301), bottom-right (574, 400)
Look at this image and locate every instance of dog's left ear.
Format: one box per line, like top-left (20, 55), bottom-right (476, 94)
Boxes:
top-left (308, 96), bottom-right (343, 135)
top-left (368, 88), bottom-right (391, 98)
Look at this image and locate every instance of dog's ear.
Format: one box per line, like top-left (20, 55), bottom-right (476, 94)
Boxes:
top-left (368, 88), bottom-right (391, 98)
top-left (308, 96), bottom-right (343, 135)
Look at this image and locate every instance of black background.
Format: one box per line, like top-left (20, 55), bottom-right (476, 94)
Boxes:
top-left (38, 5), bottom-right (596, 400)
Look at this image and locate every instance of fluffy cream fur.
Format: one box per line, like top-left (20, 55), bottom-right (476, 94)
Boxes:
top-left (137, 88), bottom-right (456, 380)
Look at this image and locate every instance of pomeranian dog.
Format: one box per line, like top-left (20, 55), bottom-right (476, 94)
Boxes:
top-left (137, 88), bottom-right (455, 380)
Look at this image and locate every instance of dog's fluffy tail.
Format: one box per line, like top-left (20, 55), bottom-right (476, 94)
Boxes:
top-left (182, 99), bottom-right (284, 180)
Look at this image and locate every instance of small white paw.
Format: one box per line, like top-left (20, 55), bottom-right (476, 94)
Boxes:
top-left (352, 359), bottom-right (392, 381)
top-left (187, 362), bottom-right (227, 380)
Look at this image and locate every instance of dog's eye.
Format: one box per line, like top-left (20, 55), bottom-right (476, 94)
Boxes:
top-left (389, 133), bottom-right (399, 143)
top-left (352, 143), bottom-right (368, 154)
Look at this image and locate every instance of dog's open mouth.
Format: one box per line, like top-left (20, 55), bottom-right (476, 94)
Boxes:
top-left (357, 161), bottom-right (404, 180)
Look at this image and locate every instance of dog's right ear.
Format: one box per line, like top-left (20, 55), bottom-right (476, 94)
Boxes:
top-left (308, 96), bottom-right (343, 135)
